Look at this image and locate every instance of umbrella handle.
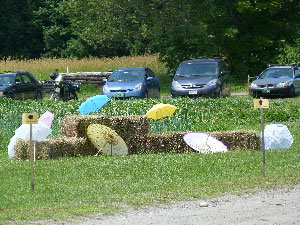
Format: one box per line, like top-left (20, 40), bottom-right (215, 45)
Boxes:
top-left (161, 118), bottom-right (166, 134)
top-left (95, 141), bottom-right (109, 156)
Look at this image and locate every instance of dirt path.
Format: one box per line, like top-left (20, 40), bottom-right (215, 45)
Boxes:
top-left (36, 184), bottom-right (300, 225)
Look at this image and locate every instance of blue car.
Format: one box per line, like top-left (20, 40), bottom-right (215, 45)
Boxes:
top-left (102, 67), bottom-right (160, 98)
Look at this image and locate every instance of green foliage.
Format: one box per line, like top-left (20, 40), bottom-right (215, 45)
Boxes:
top-left (276, 39), bottom-right (300, 64)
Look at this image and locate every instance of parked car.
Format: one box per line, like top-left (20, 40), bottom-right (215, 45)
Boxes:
top-left (0, 71), bottom-right (43, 100)
top-left (249, 63), bottom-right (300, 98)
top-left (170, 57), bottom-right (231, 98)
top-left (102, 67), bottom-right (160, 98)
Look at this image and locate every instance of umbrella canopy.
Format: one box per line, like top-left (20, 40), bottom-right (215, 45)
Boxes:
top-left (8, 121), bottom-right (52, 158)
top-left (14, 122), bottom-right (52, 142)
top-left (146, 103), bottom-right (178, 120)
top-left (87, 124), bottom-right (128, 156)
top-left (78, 95), bottom-right (110, 115)
top-left (183, 132), bottom-right (228, 154)
top-left (38, 110), bottom-right (54, 128)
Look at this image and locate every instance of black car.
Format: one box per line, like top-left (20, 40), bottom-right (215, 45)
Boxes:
top-left (170, 57), bottom-right (231, 98)
top-left (249, 64), bottom-right (300, 98)
top-left (0, 71), bottom-right (43, 100)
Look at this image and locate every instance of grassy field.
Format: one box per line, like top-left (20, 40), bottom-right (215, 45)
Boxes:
top-left (0, 56), bottom-right (299, 223)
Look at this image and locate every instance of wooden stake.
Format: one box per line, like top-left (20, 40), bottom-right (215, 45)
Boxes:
top-left (259, 97), bottom-right (266, 177)
top-left (29, 123), bottom-right (34, 191)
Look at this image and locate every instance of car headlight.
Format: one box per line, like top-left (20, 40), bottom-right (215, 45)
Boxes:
top-left (206, 79), bottom-right (218, 87)
top-left (103, 84), bottom-right (109, 92)
top-left (134, 83), bottom-right (143, 91)
top-left (250, 83), bottom-right (258, 88)
top-left (172, 80), bottom-right (181, 88)
top-left (276, 82), bottom-right (289, 88)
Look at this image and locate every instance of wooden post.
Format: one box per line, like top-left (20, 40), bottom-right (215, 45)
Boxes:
top-left (29, 123), bottom-right (35, 191)
top-left (259, 97), bottom-right (266, 177)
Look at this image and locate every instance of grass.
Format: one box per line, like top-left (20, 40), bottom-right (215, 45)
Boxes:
top-left (1, 121), bottom-right (300, 223)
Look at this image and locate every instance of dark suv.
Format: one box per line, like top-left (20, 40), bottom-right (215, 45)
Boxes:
top-left (249, 64), bottom-right (300, 98)
top-left (0, 71), bottom-right (43, 100)
top-left (170, 57), bottom-right (231, 97)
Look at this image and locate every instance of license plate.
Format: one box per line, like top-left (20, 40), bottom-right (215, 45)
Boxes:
top-left (262, 89), bottom-right (270, 94)
top-left (189, 90), bottom-right (197, 95)
top-left (116, 93), bottom-right (125, 97)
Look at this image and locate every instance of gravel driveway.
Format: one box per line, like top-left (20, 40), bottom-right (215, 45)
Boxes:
top-left (35, 184), bottom-right (300, 225)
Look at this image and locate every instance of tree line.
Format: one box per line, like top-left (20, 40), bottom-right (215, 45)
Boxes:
top-left (0, 0), bottom-right (299, 79)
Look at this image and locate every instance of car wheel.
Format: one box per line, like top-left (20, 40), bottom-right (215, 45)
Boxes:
top-left (35, 91), bottom-right (43, 100)
top-left (288, 86), bottom-right (295, 98)
top-left (7, 92), bottom-right (14, 99)
top-left (215, 88), bottom-right (222, 98)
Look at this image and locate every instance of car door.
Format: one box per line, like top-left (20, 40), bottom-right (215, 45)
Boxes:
top-left (21, 73), bottom-right (36, 99)
top-left (218, 61), bottom-right (231, 97)
top-left (294, 68), bottom-right (300, 94)
top-left (13, 74), bottom-right (27, 100)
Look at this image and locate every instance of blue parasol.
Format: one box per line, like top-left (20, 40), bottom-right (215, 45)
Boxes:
top-left (78, 95), bottom-right (110, 115)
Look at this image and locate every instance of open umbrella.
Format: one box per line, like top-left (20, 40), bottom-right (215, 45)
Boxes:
top-left (146, 103), bottom-right (178, 133)
top-left (87, 124), bottom-right (128, 156)
top-left (38, 110), bottom-right (54, 128)
top-left (183, 132), bottom-right (228, 154)
top-left (8, 121), bottom-right (52, 159)
top-left (78, 95), bottom-right (110, 115)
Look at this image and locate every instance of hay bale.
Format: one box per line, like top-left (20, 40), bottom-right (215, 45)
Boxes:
top-left (60, 115), bottom-right (149, 154)
top-left (60, 115), bottom-right (149, 139)
top-left (13, 137), bottom-right (96, 160)
top-left (134, 130), bottom-right (260, 154)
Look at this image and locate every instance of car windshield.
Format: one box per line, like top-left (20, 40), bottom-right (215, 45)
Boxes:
top-left (108, 70), bottom-right (144, 82)
top-left (176, 62), bottom-right (218, 76)
top-left (0, 75), bottom-right (14, 85)
top-left (259, 68), bottom-right (293, 79)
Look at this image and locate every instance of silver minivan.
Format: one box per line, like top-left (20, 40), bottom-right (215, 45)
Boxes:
top-left (170, 57), bottom-right (231, 98)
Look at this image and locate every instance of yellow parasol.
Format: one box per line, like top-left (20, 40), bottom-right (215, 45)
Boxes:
top-left (87, 124), bottom-right (128, 156)
top-left (146, 103), bottom-right (178, 133)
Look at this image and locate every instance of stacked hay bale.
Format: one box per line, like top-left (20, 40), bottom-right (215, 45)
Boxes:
top-left (13, 114), bottom-right (261, 160)
top-left (60, 115), bottom-right (149, 154)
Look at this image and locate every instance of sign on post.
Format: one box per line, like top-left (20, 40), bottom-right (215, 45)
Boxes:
top-left (253, 99), bottom-right (269, 109)
top-left (22, 113), bottom-right (39, 124)
top-left (253, 98), bottom-right (269, 177)
top-left (22, 112), bottom-right (38, 192)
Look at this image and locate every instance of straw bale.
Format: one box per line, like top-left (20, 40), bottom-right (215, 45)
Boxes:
top-left (13, 137), bottom-right (96, 160)
top-left (60, 115), bottom-right (149, 139)
top-left (132, 130), bottom-right (260, 154)
top-left (60, 114), bottom-right (149, 154)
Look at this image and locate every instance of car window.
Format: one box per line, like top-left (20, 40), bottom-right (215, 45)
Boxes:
top-left (295, 69), bottom-right (300, 77)
top-left (22, 74), bottom-right (33, 84)
top-left (109, 70), bottom-right (144, 82)
top-left (176, 62), bottom-right (218, 76)
top-left (15, 74), bottom-right (23, 84)
top-left (0, 75), bottom-right (14, 85)
top-left (260, 68), bottom-right (293, 78)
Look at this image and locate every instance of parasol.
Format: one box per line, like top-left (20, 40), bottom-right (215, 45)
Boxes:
top-left (146, 103), bottom-right (178, 133)
top-left (87, 124), bottom-right (128, 156)
top-left (183, 132), bottom-right (228, 154)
